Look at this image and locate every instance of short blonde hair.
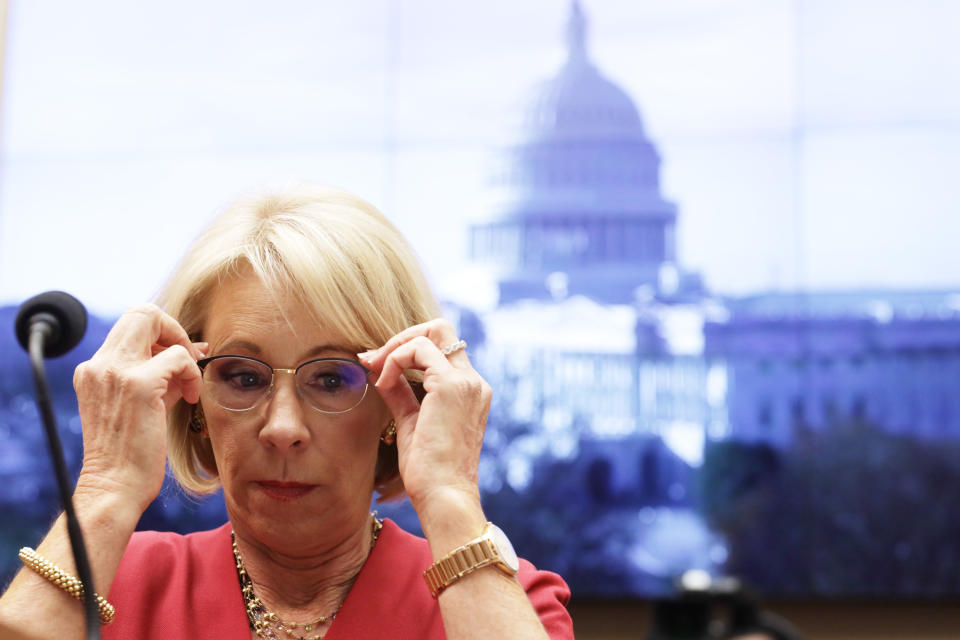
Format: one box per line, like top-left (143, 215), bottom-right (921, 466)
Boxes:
top-left (157, 184), bottom-right (439, 501)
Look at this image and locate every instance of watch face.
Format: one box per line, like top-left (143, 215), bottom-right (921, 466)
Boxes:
top-left (488, 524), bottom-right (520, 573)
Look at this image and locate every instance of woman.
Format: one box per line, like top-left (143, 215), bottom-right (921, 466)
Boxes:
top-left (0, 186), bottom-right (573, 639)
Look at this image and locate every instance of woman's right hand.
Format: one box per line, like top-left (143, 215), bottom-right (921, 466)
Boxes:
top-left (72, 304), bottom-right (206, 513)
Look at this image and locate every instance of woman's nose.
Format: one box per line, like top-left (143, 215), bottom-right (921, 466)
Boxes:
top-left (257, 374), bottom-right (311, 453)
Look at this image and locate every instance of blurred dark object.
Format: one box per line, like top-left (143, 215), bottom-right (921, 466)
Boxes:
top-left (646, 571), bottom-right (804, 640)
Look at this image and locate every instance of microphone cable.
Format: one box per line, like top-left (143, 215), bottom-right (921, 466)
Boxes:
top-left (16, 291), bottom-right (99, 640)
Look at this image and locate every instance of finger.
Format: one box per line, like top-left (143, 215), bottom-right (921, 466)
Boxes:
top-left (136, 343), bottom-right (204, 407)
top-left (152, 341), bottom-right (209, 358)
top-left (374, 375), bottom-right (420, 427)
top-left (100, 304), bottom-right (202, 362)
top-left (360, 319), bottom-right (456, 366)
top-left (375, 336), bottom-right (454, 390)
top-left (360, 318), bottom-right (469, 370)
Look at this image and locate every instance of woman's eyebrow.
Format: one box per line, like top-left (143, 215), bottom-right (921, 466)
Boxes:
top-left (216, 340), bottom-right (261, 354)
top-left (212, 342), bottom-right (357, 359)
top-left (303, 344), bottom-right (356, 359)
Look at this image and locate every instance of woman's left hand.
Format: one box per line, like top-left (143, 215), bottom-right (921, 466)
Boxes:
top-left (359, 319), bottom-right (491, 518)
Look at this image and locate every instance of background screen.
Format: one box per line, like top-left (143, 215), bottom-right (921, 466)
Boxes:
top-left (2, 0), bottom-right (959, 598)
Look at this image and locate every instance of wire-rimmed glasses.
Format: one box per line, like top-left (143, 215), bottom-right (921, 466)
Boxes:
top-left (196, 355), bottom-right (371, 414)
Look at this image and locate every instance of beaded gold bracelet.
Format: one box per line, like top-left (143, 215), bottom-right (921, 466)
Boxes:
top-left (18, 547), bottom-right (115, 625)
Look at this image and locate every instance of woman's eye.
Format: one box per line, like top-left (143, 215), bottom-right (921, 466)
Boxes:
top-left (225, 370), bottom-right (267, 389)
top-left (313, 374), bottom-right (343, 390)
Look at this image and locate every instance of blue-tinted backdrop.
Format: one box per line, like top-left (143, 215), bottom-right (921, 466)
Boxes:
top-left (2, 0), bottom-right (959, 598)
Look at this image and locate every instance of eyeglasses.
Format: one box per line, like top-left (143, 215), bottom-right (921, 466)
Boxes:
top-left (196, 355), bottom-right (371, 414)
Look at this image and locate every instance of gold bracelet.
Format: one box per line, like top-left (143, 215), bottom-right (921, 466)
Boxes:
top-left (18, 547), bottom-right (115, 625)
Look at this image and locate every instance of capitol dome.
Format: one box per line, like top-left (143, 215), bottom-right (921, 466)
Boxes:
top-left (524, 1), bottom-right (646, 143)
top-left (470, 0), bottom-right (681, 305)
top-left (505, 1), bottom-right (668, 203)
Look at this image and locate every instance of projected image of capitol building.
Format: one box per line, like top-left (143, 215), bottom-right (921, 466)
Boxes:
top-left (2, 0), bottom-right (958, 600)
top-left (461, 1), bottom-right (960, 592)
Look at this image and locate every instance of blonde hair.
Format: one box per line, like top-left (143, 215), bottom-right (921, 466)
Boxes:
top-left (157, 184), bottom-right (440, 500)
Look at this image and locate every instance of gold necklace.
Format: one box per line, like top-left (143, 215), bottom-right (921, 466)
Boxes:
top-left (233, 513), bottom-right (383, 640)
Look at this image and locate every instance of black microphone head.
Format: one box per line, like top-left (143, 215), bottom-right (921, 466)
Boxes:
top-left (15, 290), bottom-right (88, 358)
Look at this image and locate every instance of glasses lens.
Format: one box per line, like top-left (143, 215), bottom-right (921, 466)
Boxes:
top-left (203, 357), bottom-right (273, 411)
top-left (296, 359), bottom-right (369, 413)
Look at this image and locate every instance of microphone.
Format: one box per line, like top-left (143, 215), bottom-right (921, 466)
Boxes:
top-left (15, 291), bottom-right (100, 639)
top-left (15, 290), bottom-right (88, 358)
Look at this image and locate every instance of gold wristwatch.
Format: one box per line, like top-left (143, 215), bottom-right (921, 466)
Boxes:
top-left (423, 522), bottom-right (520, 597)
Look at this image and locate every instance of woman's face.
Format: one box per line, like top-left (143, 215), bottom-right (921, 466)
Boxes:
top-left (200, 274), bottom-right (390, 551)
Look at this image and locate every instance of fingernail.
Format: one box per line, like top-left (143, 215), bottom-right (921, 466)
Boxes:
top-left (357, 349), bottom-right (377, 362)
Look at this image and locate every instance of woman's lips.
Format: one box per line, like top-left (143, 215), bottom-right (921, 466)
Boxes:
top-left (256, 481), bottom-right (316, 501)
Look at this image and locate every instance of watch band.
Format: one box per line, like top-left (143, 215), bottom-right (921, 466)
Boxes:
top-left (423, 523), bottom-right (513, 598)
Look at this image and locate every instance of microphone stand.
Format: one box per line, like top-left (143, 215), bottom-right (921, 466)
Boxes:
top-left (27, 323), bottom-right (100, 640)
